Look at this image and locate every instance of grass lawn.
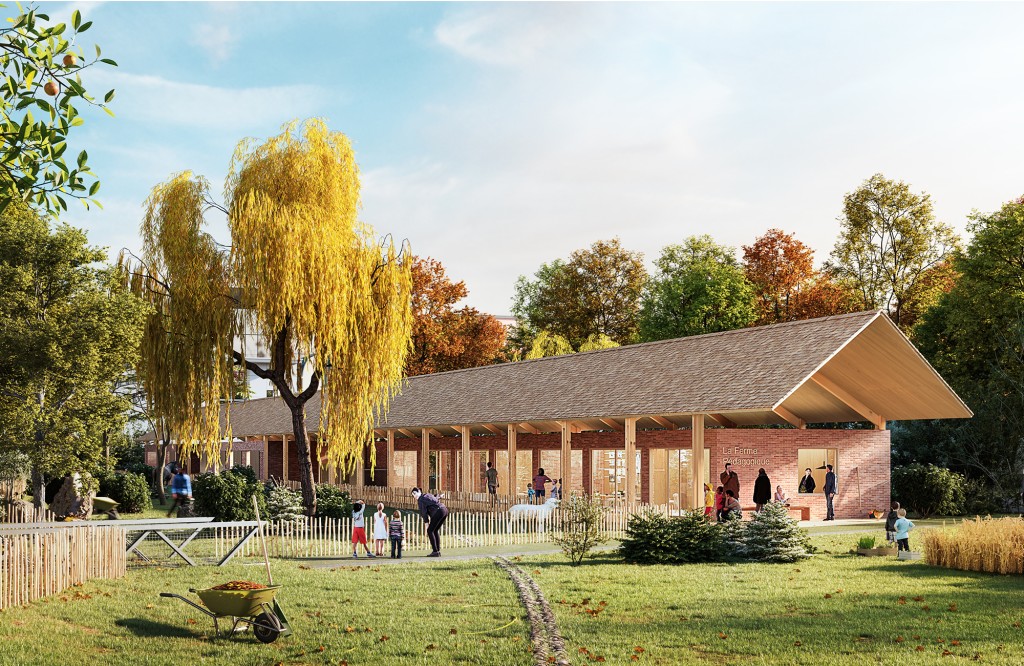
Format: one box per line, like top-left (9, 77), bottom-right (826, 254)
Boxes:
top-left (2, 527), bottom-right (1024, 665)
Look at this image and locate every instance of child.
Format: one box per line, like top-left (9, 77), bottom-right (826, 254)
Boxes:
top-left (885, 501), bottom-right (900, 546)
top-left (714, 485), bottom-right (725, 521)
top-left (722, 489), bottom-right (742, 520)
top-left (703, 483), bottom-right (714, 518)
top-left (372, 502), bottom-right (389, 557)
top-left (526, 483), bottom-right (536, 504)
top-left (893, 508), bottom-right (915, 552)
top-left (351, 500), bottom-right (375, 558)
top-left (388, 510), bottom-right (405, 559)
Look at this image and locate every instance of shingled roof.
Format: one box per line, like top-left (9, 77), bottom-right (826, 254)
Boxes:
top-left (146, 309), bottom-right (969, 442)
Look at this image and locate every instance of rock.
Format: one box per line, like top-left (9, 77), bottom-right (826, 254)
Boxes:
top-left (50, 473), bottom-right (93, 520)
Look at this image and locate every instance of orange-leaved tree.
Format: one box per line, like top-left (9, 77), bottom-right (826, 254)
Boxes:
top-left (122, 120), bottom-right (413, 515)
top-left (406, 256), bottom-right (505, 376)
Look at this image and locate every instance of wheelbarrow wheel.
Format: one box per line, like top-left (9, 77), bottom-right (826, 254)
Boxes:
top-left (252, 611), bottom-right (282, 644)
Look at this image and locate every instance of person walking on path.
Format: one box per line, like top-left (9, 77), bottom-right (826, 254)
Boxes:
top-left (372, 502), bottom-right (389, 557)
top-left (720, 463), bottom-right (740, 500)
top-left (752, 468), bottom-right (772, 513)
top-left (533, 468), bottom-right (552, 500)
top-left (799, 468), bottom-right (816, 494)
top-left (823, 464), bottom-right (837, 520)
top-left (166, 466), bottom-right (192, 518)
top-left (485, 461), bottom-right (499, 506)
top-left (351, 500), bottom-right (375, 558)
top-left (893, 508), bottom-right (915, 551)
top-left (413, 487), bottom-right (449, 557)
top-left (388, 510), bottom-right (405, 559)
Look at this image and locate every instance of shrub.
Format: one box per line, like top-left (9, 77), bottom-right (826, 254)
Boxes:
top-left (891, 463), bottom-right (966, 518)
top-left (265, 483), bottom-right (304, 523)
top-left (98, 472), bottom-right (151, 514)
top-left (962, 477), bottom-right (1003, 516)
top-left (315, 484), bottom-right (351, 519)
top-left (619, 510), bottom-right (725, 564)
top-left (552, 493), bottom-right (608, 565)
top-left (193, 468), bottom-right (267, 521)
top-left (735, 502), bottom-right (814, 563)
top-left (924, 516), bottom-right (1024, 574)
top-left (857, 535), bottom-right (877, 550)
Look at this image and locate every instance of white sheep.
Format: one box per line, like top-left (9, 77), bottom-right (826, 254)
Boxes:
top-left (508, 496), bottom-right (560, 533)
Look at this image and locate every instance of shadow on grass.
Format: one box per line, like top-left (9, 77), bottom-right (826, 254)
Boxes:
top-left (114, 617), bottom-right (197, 639)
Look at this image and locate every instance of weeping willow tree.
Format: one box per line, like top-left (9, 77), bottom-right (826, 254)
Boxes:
top-left (122, 120), bottom-right (413, 515)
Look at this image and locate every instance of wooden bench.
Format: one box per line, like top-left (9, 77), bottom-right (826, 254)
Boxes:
top-left (742, 505), bottom-right (810, 521)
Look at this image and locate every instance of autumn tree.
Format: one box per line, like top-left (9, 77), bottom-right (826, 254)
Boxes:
top-left (406, 256), bottom-right (506, 376)
top-left (639, 235), bottom-right (756, 341)
top-left (0, 197), bottom-right (147, 506)
top-left (1, 6), bottom-right (116, 214)
top-left (123, 120), bottom-right (413, 515)
top-left (524, 331), bottom-right (618, 360)
top-left (828, 174), bottom-right (960, 330)
top-left (512, 239), bottom-right (646, 348)
top-left (743, 228), bottom-right (859, 325)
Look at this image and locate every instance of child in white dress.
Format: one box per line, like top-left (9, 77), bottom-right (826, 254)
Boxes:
top-left (372, 502), bottom-right (389, 557)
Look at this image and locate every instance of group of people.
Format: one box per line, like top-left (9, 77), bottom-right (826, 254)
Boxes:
top-left (704, 462), bottom-right (838, 521)
top-left (526, 467), bottom-right (562, 503)
top-left (350, 487), bottom-right (451, 559)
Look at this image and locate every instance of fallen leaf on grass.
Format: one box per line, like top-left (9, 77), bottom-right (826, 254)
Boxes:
top-left (922, 605), bottom-right (931, 612)
top-left (426, 644), bottom-right (436, 651)
top-left (145, 604), bottom-right (154, 609)
top-left (634, 647), bottom-right (645, 653)
top-left (951, 640), bottom-right (961, 646)
top-left (1013, 622), bottom-right (1021, 628)
top-left (942, 650), bottom-right (953, 656)
top-left (898, 597), bottom-right (907, 605)
top-left (824, 593), bottom-right (833, 599)
top-left (948, 603), bottom-right (958, 612)
top-left (471, 572), bottom-right (479, 577)
top-left (450, 628), bottom-right (458, 635)
top-left (317, 645), bottom-right (325, 652)
top-left (380, 635), bottom-right (389, 642)
top-left (345, 626), bottom-right (355, 633)
top-left (912, 596), bottom-right (925, 602)
top-left (794, 641), bottom-right (802, 647)
top-left (631, 657), bottom-right (639, 662)
top-left (718, 632), bottom-right (728, 640)
top-left (913, 635), bottom-right (921, 640)
top-left (532, 569), bottom-right (541, 575)
top-left (895, 636), bottom-right (905, 643)
top-left (186, 619), bottom-right (196, 625)
top-left (915, 646), bottom-right (925, 652)
top-left (579, 648), bottom-right (590, 655)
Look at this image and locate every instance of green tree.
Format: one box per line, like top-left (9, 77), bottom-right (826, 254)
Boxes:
top-left (639, 235), bottom-right (756, 341)
top-left (828, 174), bottom-right (960, 330)
top-left (910, 196), bottom-right (1024, 494)
top-left (1, 5), bottom-right (116, 214)
top-left (524, 330), bottom-right (573, 359)
top-left (512, 239), bottom-right (646, 348)
top-left (0, 199), bottom-right (148, 506)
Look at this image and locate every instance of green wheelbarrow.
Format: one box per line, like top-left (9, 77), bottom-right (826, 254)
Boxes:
top-left (93, 496), bottom-right (120, 519)
top-left (160, 585), bottom-right (292, 643)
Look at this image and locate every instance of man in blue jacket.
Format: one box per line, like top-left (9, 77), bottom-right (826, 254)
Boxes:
top-left (412, 487), bottom-right (448, 557)
top-left (823, 464), bottom-right (837, 521)
top-left (166, 465), bottom-right (193, 518)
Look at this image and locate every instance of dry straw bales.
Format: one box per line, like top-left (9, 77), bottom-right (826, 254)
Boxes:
top-left (923, 516), bottom-right (1024, 574)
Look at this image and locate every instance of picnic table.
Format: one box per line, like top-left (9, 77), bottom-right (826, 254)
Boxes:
top-left (0, 516), bottom-right (264, 567)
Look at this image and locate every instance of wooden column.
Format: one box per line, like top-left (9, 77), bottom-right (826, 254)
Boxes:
top-left (507, 424), bottom-right (517, 499)
top-left (625, 417), bottom-right (637, 508)
top-left (282, 436), bottom-right (289, 483)
top-left (386, 430), bottom-right (395, 488)
top-left (691, 414), bottom-right (705, 510)
top-left (261, 435), bottom-right (269, 481)
top-left (560, 421), bottom-right (572, 494)
top-left (460, 426), bottom-right (472, 493)
top-left (420, 429), bottom-right (430, 490)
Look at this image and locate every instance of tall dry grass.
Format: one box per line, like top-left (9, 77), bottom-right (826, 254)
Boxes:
top-left (923, 516), bottom-right (1024, 574)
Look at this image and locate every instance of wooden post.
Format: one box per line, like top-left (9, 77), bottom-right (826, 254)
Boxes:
top-left (262, 435), bottom-right (269, 480)
top-left (386, 429), bottom-right (395, 488)
top-left (691, 414), bottom-right (705, 511)
top-left (507, 424), bottom-right (517, 501)
top-left (625, 417), bottom-right (637, 509)
top-left (282, 436), bottom-right (289, 483)
top-left (560, 421), bottom-right (572, 494)
top-left (460, 426), bottom-right (472, 494)
top-left (420, 429), bottom-right (430, 490)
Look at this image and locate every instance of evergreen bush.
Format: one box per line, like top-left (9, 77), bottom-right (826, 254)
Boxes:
top-left (315, 483), bottom-right (351, 519)
top-left (734, 502), bottom-right (814, 562)
top-left (892, 463), bottom-right (966, 518)
top-left (193, 468), bottom-right (267, 521)
top-left (619, 510), bottom-right (725, 564)
top-left (98, 471), bottom-right (151, 514)
top-left (265, 483), bottom-right (304, 523)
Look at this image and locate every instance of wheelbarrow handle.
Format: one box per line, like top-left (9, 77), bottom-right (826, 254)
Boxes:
top-left (159, 592), bottom-right (176, 598)
top-left (158, 592), bottom-right (217, 619)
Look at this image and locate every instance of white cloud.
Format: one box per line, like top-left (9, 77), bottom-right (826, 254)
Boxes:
top-left (85, 69), bottom-right (329, 132)
top-left (192, 23), bottom-right (237, 66)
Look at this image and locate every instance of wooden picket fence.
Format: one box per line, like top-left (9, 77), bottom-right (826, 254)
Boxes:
top-left (278, 482), bottom-right (520, 514)
top-left (0, 502), bottom-right (55, 524)
top-left (214, 504), bottom-right (651, 560)
top-left (0, 526), bottom-right (126, 609)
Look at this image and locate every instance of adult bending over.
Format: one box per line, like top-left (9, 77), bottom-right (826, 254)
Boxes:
top-left (412, 487), bottom-right (449, 557)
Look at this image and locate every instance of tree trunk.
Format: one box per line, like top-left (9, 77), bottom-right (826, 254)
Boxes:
top-left (30, 465), bottom-right (45, 509)
top-left (290, 405), bottom-right (318, 516)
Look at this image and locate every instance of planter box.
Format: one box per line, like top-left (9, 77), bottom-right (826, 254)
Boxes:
top-left (897, 550), bottom-right (922, 561)
top-left (857, 547), bottom-right (899, 557)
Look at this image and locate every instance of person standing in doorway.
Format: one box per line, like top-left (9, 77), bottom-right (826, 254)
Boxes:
top-left (413, 487), bottom-right (449, 557)
top-left (485, 461), bottom-right (499, 507)
top-left (798, 468), bottom-right (816, 494)
top-left (533, 468), bottom-right (552, 500)
top-left (720, 463), bottom-right (740, 502)
top-left (824, 464), bottom-right (837, 520)
top-left (752, 468), bottom-right (772, 513)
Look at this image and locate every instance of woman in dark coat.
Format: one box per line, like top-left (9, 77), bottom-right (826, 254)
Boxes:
top-left (412, 487), bottom-right (449, 557)
top-left (752, 468), bottom-right (772, 513)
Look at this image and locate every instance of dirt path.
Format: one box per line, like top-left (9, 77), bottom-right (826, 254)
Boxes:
top-left (492, 555), bottom-right (570, 666)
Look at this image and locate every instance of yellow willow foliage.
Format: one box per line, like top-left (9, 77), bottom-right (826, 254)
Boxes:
top-left (124, 172), bottom-right (238, 458)
top-left (226, 119), bottom-right (412, 472)
top-left (923, 516), bottom-right (1024, 575)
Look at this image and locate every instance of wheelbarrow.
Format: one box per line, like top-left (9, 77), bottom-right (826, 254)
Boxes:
top-left (159, 585), bottom-right (291, 643)
top-left (93, 496), bottom-right (120, 519)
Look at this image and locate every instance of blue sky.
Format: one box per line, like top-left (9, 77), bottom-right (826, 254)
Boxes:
top-left (35, 1), bottom-right (1024, 314)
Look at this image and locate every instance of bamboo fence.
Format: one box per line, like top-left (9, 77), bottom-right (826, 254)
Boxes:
top-left (0, 526), bottom-right (127, 609)
top-left (1, 502), bottom-right (56, 524)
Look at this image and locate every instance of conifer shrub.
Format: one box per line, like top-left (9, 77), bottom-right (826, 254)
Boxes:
top-left (734, 502), bottom-right (814, 562)
top-left (265, 483), bottom-right (304, 523)
top-left (619, 510), bottom-right (725, 564)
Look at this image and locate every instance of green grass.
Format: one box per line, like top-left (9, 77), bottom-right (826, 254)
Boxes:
top-left (3, 528), bottom-right (1024, 665)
